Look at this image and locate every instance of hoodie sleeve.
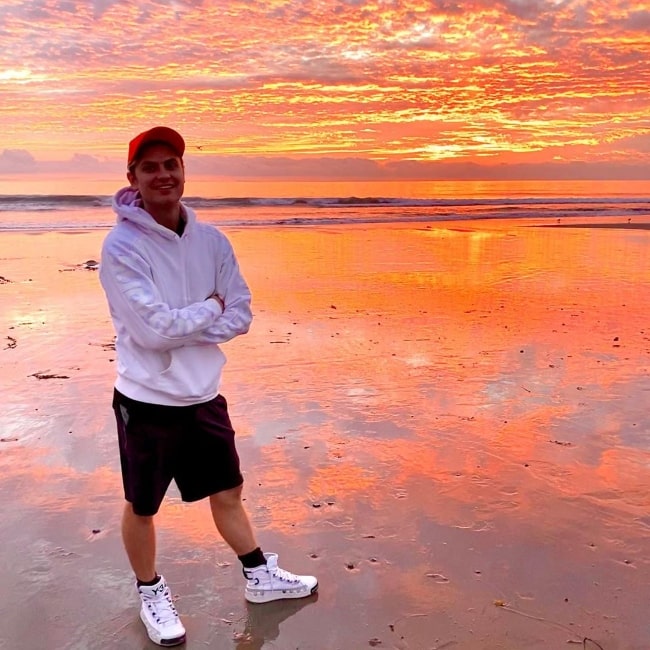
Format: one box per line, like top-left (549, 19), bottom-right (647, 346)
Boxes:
top-left (193, 233), bottom-right (253, 344)
top-left (100, 236), bottom-right (224, 351)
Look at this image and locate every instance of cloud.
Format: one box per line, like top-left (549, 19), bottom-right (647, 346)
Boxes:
top-left (500, 0), bottom-right (552, 21)
top-left (1, 0), bottom-right (649, 174)
top-left (66, 153), bottom-right (117, 171)
top-left (0, 149), bottom-right (37, 172)
top-left (3, 148), bottom-right (647, 181)
top-left (187, 154), bottom-right (384, 178)
top-left (613, 133), bottom-right (650, 154)
top-left (139, 156), bottom-right (650, 181)
top-left (0, 150), bottom-right (122, 175)
top-left (623, 9), bottom-right (650, 31)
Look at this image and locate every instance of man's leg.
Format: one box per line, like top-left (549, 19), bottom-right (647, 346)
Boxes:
top-left (122, 501), bottom-right (157, 581)
top-left (209, 485), bottom-right (318, 603)
top-left (196, 397), bottom-right (318, 602)
top-left (209, 485), bottom-right (258, 555)
top-left (123, 502), bottom-right (187, 646)
top-left (112, 393), bottom-right (186, 646)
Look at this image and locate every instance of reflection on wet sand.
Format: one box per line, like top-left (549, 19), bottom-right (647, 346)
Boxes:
top-left (235, 596), bottom-right (318, 649)
top-left (0, 219), bottom-right (649, 648)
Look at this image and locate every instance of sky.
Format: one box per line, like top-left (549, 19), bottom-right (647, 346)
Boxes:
top-left (1, 0), bottom-right (650, 183)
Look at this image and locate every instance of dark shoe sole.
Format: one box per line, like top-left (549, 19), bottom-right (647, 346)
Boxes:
top-left (159, 634), bottom-right (186, 647)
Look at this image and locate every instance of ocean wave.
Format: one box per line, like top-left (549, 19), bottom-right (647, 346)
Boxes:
top-left (0, 192), bottom-right (649, 232)
top-left (1, 206), bottom-right (648, 233)
top-left (0, 194), bottom-right (111, 211)
top-left (2, 193), bottom-right (650, 212)
top-left (185, 195), bottom-right (650, 210)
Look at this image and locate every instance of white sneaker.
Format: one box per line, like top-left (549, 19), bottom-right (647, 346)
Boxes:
top-left (137, 576), bottom-right (187, 646)
top-left (244, 552), bottom-right (318, 603)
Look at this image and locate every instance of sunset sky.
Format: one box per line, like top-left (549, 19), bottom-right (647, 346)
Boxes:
top-left (2, 0), bottom-right (650, 182)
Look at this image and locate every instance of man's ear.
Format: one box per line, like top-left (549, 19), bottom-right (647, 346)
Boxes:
top-left (127, 171), bottom-right (137, 189)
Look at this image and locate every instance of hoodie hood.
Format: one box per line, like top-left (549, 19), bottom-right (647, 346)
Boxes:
top-left (111, 186), bottom-right (196, 237)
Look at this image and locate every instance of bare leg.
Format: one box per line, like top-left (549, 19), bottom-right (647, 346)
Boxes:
top-left (122, 501), bottom-right (157, 582)
top-left (209, 485), bottom-right (259, 556)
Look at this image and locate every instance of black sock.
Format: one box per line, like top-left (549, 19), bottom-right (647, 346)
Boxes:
top-left (137, 575), bottom-right (161, 587)
top-left (238, 547), bottom-right (266, 568)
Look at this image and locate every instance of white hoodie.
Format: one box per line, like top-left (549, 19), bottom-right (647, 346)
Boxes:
top-left (99, 187), bottom-right (252, 406)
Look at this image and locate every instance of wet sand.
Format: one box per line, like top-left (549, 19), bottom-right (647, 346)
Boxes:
top-left (1, 217), bottom-right (649, 649)
top-left (543, 221), bottom-right (650, 230)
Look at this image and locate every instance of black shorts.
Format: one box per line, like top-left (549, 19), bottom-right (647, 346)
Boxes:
top-left (112, 389), bottom-right (244, 516)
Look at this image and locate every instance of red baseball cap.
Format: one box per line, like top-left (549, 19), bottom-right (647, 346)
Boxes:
top-left (127, 126), bottom-right (185, 167)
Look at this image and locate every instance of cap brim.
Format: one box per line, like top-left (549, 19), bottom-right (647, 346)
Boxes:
top-left (128, 127), bottom-right (185, 166)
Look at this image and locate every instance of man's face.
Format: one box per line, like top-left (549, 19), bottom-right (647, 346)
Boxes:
top-left (127, 143), bottom-right (185, 211)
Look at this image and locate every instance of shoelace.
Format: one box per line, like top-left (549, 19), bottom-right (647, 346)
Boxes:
top-left (272, 567), bottom-right (302, 584)
top-left (142, 590), bottom-right (180, 625)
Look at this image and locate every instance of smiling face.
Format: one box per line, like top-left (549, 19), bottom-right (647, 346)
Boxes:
top-left (127, 143), bottom-right (185, 221)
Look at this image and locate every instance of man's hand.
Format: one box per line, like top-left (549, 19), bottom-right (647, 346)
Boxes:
top-left (210, 293), bottom-right (225, 311)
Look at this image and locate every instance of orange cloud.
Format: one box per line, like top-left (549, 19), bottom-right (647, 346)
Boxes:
top-left (0, 0), bottom-right (649, 179)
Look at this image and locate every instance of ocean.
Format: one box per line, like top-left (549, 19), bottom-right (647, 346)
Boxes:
top-left (0, 179), bottom-right (649, 231)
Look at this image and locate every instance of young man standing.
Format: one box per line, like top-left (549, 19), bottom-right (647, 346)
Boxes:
top-left (99, 127), bottom-right (318, 647)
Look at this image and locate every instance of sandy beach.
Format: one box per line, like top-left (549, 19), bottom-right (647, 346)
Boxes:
top-left (1, 217), bottom-right (649, 649)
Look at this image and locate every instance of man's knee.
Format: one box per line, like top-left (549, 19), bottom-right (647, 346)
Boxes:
top-left (123, 501), bottom-right (155, 522)
top-left (209, 485), bottom-right (243, 509)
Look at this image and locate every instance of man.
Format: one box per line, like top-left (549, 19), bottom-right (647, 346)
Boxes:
top-left (99, 127), bottom-right (318, 647)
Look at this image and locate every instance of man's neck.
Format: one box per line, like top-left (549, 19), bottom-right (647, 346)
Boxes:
top-left (144, 203), bottom-right (182, 233)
